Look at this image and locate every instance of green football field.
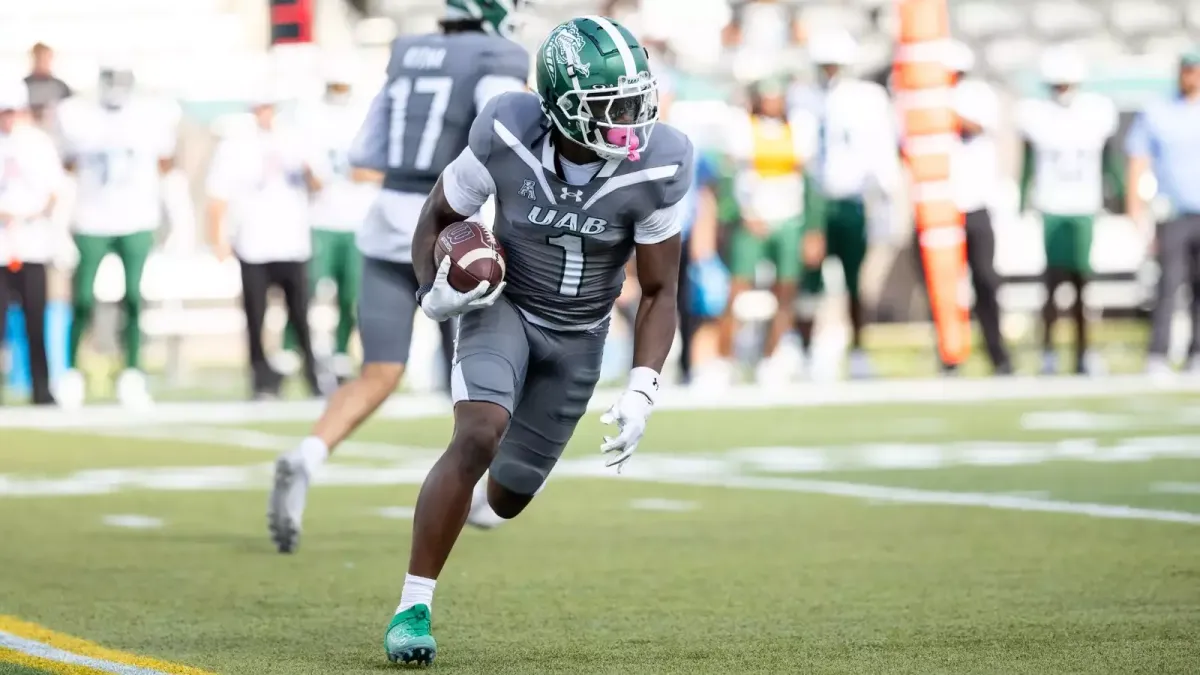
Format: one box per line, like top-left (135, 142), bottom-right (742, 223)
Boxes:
top-left (2, 377), bottom-right (1199, 674)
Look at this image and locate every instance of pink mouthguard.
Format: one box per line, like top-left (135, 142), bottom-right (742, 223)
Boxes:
top-left (605, 128), bottom-right (641, 161)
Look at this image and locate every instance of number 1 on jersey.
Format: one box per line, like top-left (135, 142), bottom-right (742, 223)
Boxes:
top-left (547, 233), bottom-right (584, 297)
top-left (387, 76), bottom-right (452, 171)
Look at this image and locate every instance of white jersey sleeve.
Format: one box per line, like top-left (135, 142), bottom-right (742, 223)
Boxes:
top-left (634, 201), bottom-right (684, 245)
top-left (442, 147), bottom-right (496, 218)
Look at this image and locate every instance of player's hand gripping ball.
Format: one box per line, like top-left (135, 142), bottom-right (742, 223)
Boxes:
top-left (434, 221), bottom-right (506, 292)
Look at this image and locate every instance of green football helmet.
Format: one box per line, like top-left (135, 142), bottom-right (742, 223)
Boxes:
top-left (535, 16), bottom-right (659, 161)
top-left (444, 0), bottom-right (523, 39)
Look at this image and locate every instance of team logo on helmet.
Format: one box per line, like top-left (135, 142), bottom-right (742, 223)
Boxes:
top-left (543, 22), bottom-right (590, 87)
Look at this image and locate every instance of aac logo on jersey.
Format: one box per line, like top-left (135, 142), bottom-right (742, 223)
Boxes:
top-left (528, 205), bottom-right (607, 234)
top-left (519, 179), bottom-right (536, 200)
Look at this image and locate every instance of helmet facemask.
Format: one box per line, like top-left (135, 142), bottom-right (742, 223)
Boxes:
top-left (551, 72), bottom-right (658, 161)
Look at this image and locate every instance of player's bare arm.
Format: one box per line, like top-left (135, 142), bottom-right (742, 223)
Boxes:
top-left (411, 177), bottom-right (465, 285)
top-left (631, 234), bottom-right (682, 371)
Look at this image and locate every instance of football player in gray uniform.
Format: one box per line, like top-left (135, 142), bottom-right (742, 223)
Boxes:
top-left (382, 16), bottom-right (694, 666)
top-left (267, 0), bottom-right (530, 555)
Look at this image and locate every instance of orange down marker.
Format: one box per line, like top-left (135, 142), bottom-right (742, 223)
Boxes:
top-left (895, 0), bottom-right (970, 367)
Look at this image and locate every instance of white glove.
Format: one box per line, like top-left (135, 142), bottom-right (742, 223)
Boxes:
top-left (419, 256), bottom-right (506, 322)
top-left (600, 367), bottom-right (660, 471)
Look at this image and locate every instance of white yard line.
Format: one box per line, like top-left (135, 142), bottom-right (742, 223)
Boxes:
top-left (620, 474), bottom-right (1200, 525)
top-left (5, 375), bottom-right (1200, 430)
top-left (83, 425), bottom-right (434, 461)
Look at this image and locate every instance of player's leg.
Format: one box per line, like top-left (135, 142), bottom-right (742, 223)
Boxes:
top-left (1067, 216), bottom-right (1098, 374)
top-left (795, 260), bottom-right (824, 368)
top-left (756, 221), bottom-right (801, 385)
top-left (832, 200), bottom-right (872, 378)
top-left (238, 260), bottom-right (275, 397)
top-left (486, 325), bottom-right (605, 518)
top-left (113, 231), bottom-right (154, 408)
top-left (60, 234), bottom-right (110, 407)
top-left (19, 264), bottom-right (53, 405)
top-left (276, 260), bottom-right (325, 397)
top-left (964, 209), bottom-right (1012, 374)
top-left (716, 227), bottom-right (761, 381)
top-left (333, 232), bottom-right (361, 378)
top-left (269, 257), bottom-right (418, 553)
top-left (385, 297), bottom-right (530, 666)
top-left (282, 230), bottom-right (328, 360)
top-left (1147, 218), bottom-right (1189, 373)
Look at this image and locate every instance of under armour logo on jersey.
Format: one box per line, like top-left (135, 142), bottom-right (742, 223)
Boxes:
top-left (560, 187), bottom-right (584, 203)
top-left (519, 179), bottom-right (536, 201)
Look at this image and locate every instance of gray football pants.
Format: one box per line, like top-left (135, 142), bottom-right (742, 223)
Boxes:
top-left (452, 295), bottom-right (607, 495)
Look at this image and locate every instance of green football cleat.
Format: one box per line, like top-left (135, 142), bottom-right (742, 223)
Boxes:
top-left (384, 604), bottom-right (437, 666)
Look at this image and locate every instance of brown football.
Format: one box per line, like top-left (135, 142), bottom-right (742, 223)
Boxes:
top-left (434, 221), bottom-right (506, 293)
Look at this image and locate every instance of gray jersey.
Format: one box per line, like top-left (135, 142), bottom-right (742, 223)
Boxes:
top-left (381, 33), bottom-right (529, 194)
top-left (468, 93), bottom-right (694, 329)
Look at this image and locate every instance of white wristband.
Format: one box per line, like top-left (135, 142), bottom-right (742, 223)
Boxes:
top-left (628, 367), bottom-right (661, 405)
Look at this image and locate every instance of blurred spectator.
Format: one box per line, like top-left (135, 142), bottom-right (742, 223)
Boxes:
top-left (0, 80), bottom-right (63, 406)
top-left (23, 43), bottom-right (71, 125)
top-left (1017, 47), bottom-right (1123, 377)
top-left (717, 77), bottom-right (820, 385)
top-left (1125, 48), bottom-right (1200, 375)
top-left (55, 65), bottom-right (188, 410)
top-left (283, 63), bottom-right (381, 382)
top-left (206, 93), bottom-right (328, 400)
top-left (944, 40), bottom-right (1011, 375)
top-left (724, 0), bottom-right (804, 82)
top-left (790, 29), bottom-right (902, 379)
top-left (661, 77), bottom-right (723, 384)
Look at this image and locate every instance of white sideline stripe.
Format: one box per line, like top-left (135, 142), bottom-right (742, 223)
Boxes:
top-left (1152, 482), bottom-right (1200, 494)
top-left (630, 474), bottom-right (1200, 525)
top-left (0, 630), bottom-right (171, 674)
top-left (4, 375), bottom-right (1200, 430)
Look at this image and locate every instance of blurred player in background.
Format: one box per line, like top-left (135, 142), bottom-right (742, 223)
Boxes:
top-left (716, 77), bottom-right (819, 386)
top-left (1126, 48), bottom-right (1200, 374)
top-left (206, 90), bottom-right (326, 400)
top-left (282, 61), bottom-right (381, 382)
top-left (945, 40), bottom-right (1011, 375)
top-left (267, 0), bottom-right (531, 555)
top-left (791, 29), bottom-right (901, 380)
top-left (1017, 47), bottom-right (1124, 376)
top-left (0, 80), bottom-right (63, 406)
top-left (383, 16), bottom-right (692, 665)
top-left (55, 64), bottom-right (191, 409)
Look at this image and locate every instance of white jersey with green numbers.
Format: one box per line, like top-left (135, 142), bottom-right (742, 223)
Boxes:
top-left (58, 96), bottom-right (180, 235)
top-left (1017, 92), bottom-right (1118, 216)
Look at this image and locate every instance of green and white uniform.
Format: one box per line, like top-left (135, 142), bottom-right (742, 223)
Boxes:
top-left (1017, 92), bottom-right (1124, 274)
top-left (725, 109), bottom-right (820, 283)
top-left (284, 98), bottom-right (378, 356)
top-left (57, 96), bottom-right (180, 369)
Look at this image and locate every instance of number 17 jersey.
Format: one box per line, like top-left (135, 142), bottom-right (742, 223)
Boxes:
top-left (353, 31), bottom-right (528, 262)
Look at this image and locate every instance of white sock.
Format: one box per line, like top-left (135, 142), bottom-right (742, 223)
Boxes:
top-left (396, 574), bottom-right (437, 615)
top-left (297, 436), bottom-right (329, 475)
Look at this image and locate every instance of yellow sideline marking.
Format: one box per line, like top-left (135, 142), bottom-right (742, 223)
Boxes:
top-left (0, 617), bottom-right (215, 675)
top-left (0, 645), bottom-right (107, 673)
